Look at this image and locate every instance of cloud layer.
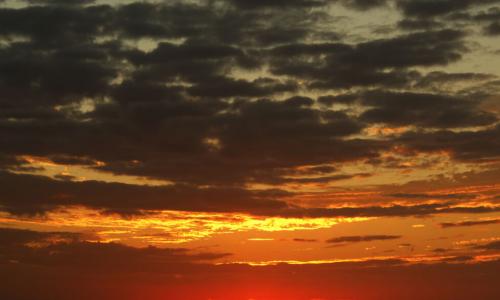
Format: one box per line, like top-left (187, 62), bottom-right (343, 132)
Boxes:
top-left (0, 0), bottom-right (499, 217)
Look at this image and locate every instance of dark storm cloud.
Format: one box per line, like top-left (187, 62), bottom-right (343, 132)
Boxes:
top-left (113, 1), bottom-right (331, 46)
top-left (25, 0), bottom-right (96, 5)
top-left (293, 238), bottom-right (318, 242)
top-left (1, 171), bottom-right (498, 217)
top-left (0, 171), bottom-right (290, 215)
top-left (268, 30), bottom-right (466, 89)
top-left (86, 96), bottom-right (374, 185)
top-left (46, 154), bottom-right (100, 166)
top-left (435, 6), bottom-right (500, 37)
top-left (0, 1), bottom-right (328, 47)
top-left (439, 255), bottom-right (475, 263)
top-left (359, 90), bottom-right (497, 128)
top-left (0, 0), bottom-right (499, 216)
top-left (397, 0), bottom-right (500, 17)
top-left (127, 41), bottom-right (250, 73)
top-left (274, 29), bottom-right (466, 68)
top-left (326, 235), bottom-right (401, 244)
top-left (0, 5), bottom-right (113, 46)
top-left (10, 240), bottom-right (231, 268)
top-left (396, 125), bottom-right (500, 162)
top-left (336, 0), bottom-right (387, 10)
top-left (271, 172), bottom-right (372, 184)
top-left (0, 227), bottom-right (81, 247)
top-left (0, 40), bottom-right (119, 112)
top-left (440, 219), bottom-right (500, 228)
top-left (472, 6), bottom-right (500, 21)
top-left (432, 247), bottom-right (450, 253)
top-left (334, 29), bottom-right (465, 68)
top-left (397, 18), bottom-right (445, 30)
top-left (474, 240), bottom-right (500, 250)
top-left (414, 71), bottom-right (496, 89)
top-left (485, 21), bottom-right (500, 35)
top-left (387, 193), bottom-right (475, 200)
top-left (317, 94), bottom-right (359, 106)
top-left (319, 89), bottom-right (497, 129)
top-left (0, 89), bottom-right (377, 186)
top-left (0, 227), bottom-right (230, 268)
top-left (187, 76), bottom-right (298, 98)
top-left (228, 0), bottom-right (327, 9)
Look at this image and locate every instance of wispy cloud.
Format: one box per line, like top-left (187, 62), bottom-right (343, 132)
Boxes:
top-left (326, 235), bottom-right (401, 245)
top-left (440, 219), bottom-right (500, 228)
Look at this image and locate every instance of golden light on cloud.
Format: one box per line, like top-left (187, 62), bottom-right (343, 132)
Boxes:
top-left (0, 207), bottom-right (370, 245)
top-left (13, 155), bottom-right (170, 186)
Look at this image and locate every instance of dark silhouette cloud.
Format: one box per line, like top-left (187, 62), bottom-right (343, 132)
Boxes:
top-left (396, 125), bottom-right (500, 162)
top-left (0, 0), bottom-right (498, 217)
top-left (2, 171), bottom-right (499, 216)
top-left (0, 227), bottom-right (82, 247)
top-left (359, 90), bottom-right (497, 128)
top-left (326, 235), bottom-right (401, 244)
top-left (474, 240), bottom-right (500, 250)
top-left (293, 238), bottom-right (318, 242)
top-left (485, 21), bottom-right (500, 35)
top-left (398, 18), bottom-right (445, 30)
top-left (268, 30), bottom-right (467, 89)
top-left (397, 0), bottom-right (500, 17)
top-left (228, 0), bottom-right (328, 9)
top-left (0, 171), bottom-right (290, 215)
top-left (387, 193), bottom-right (475, 200)
top-left (439, 255), bottom-right (475, 263)
top-left (440, 219), bottom-right (500, 228)
top-left (336, 0), bottom-right (387, 10)
top-left (414, 71), bottom-right (495, 89)
top-left (0, 227), bottom-right (231, 269)
top-left (1, 228), bottom-right (499, 300)
top-left (25, 0), bottom-right (95, 5)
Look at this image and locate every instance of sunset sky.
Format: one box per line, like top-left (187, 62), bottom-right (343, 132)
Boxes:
top-left (1, 0), bottom-right (500, 299)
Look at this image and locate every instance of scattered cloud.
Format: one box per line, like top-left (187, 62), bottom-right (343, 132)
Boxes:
top-left (326, 235), bottom-right (401, 245)
top-left (440, 219), bottom-right (500, 228)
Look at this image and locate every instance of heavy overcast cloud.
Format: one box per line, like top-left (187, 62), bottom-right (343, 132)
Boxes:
top-left (0, 0), bottom-right (499, 217)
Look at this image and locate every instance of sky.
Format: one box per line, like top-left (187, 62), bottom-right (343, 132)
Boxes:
top-left (0, 0), bottom-right (500, 299)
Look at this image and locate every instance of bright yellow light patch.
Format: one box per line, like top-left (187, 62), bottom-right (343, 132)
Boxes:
top-left (0, 207), bottom-right (369, 245)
